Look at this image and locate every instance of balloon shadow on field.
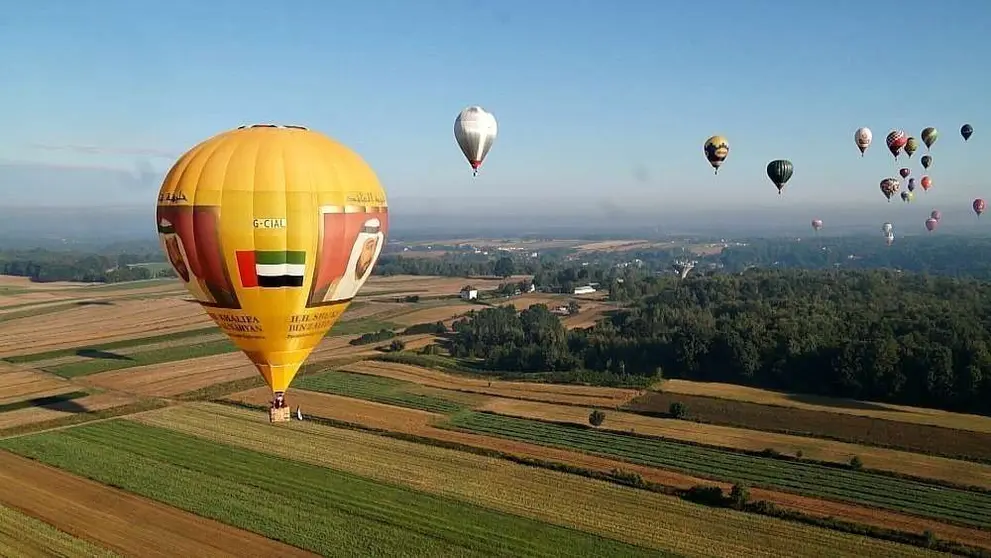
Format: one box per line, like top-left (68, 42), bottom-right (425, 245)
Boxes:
top-left (783, 393), bottom-right (904, 412)
top-left (75, 349), bottom-right (133, 361)
top-left (0, 391), bottom-right (90, 414)
top-left (74, 300), bottom-right (115, 306)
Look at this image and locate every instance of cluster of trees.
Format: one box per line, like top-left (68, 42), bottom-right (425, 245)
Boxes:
top-left (449, 269), bottom-right (991, 415)
top-left (0, 248), bottom-right (174, 283)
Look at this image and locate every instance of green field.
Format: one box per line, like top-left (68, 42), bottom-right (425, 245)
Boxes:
top-left (446, 412), bottom-right (991, 528)
top-left (295, 370), bottom-right (464, 414)
top-left (0, 421), bottom-right (669, 558)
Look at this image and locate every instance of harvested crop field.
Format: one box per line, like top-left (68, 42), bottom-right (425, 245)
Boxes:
top-left (132, 403), bottom-right (949, 558)
top-left (0, 452), bottom-right (318, 558)
top-left (574, 240), bottom-right (651, 252)
top-left (0, 369), bottom-right (78, 403)
top-left (0, 297), bottom-right (213, 356)
top-left (482, 398), bottom-right (991, 490)
top-left (1, 420), bottom-right (660, 558)
top-left (223, 391), bottom-right (986, 549)
top-left (81, 352), bottom-right (257, 397)
top-left (360, 275), bottom-right (517, 297)
top-left (447, 412), bottom-right (991, 529)
top-left (0, 392), bottom-right (137, 430)
top-left (626, 391), bottom-right (991, 463)
top-left (660, 379), bottom-right (991, 434)
top-left (390, 304), bottom-right (480, 326)
top-left (0, 502), bottom-right (121, 558)
top-left (341, 360), bottom-right (639, 407)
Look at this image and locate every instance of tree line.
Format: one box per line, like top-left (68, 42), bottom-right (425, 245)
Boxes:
top-left (448, 268), bottom-right (991, 415)
top-left (0, 249), bottom-right (174, 283)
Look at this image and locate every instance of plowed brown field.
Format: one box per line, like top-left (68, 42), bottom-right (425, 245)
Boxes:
top-left (0, 452), bottom-right (318, 558)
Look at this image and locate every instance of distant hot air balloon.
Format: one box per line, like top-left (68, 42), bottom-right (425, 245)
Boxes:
top-left (454, 106), bottom-right (498, 176)
top-left (921, 155), bottom-right (933, 170)
top-left (921, 127), bottom-right (939, 151)
top-left (704, 136), bottom-right (730, 174)
top-left (879, 177), bottom-right (900, 201)
top-left (925, 217), bottom-right (938, 232)
top-left (899, 167), bottom-right (911, 179)
top-left (882, 222), bottom-right (894, 235)
top-left (766, 160), bottom-right (794, 194)
top-left (962, 124), bottom-right (974, 141)
top-left (882, 222), bottom-right (894, 246)
top-left (886, 130), bottom-right (907, 159)
top-left (854, 127), bottom-right (872, 156)
top-left (931, 209), bottom-right (942, 221)
top-left (811, 219), bottom-right (823, 232)
top-left (885, 234), bottom-right (895, 246)
top-left (921, 175), bottom-right (933, 192)
top-left (901, 191), bottom-right (914, 203)
top-left (904, 137), bottom-right (919, 158)
top-left (156, 124), bottom-right (389, 421)
top-left (907, 178), bottom-right (917, 192)
top-left (974, 198), bottom-right (987, 217)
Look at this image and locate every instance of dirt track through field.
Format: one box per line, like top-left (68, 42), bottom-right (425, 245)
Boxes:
top-left (0, 452), bottom-right (318, 558)
top-left (659, 380), bottom-right (991, 434)
top-left (226, 389), bottom-right (991, 549)
top-left (481, 399), bottom-right (991, 490)
top-left (341, 360), bottom-right (640, 407)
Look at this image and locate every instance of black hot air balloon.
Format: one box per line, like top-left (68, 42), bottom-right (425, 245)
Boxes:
top-left (766, 160), bottom-right (793, 194)
top-left (962, 124), bottom-right (974, 141)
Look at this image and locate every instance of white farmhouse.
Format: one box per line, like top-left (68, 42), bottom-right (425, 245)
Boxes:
top-left (460, 287), bottom-right (478, 300)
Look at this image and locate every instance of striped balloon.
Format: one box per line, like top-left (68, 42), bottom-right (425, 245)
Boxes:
top-left (886, 130), bottom-right (908, 158)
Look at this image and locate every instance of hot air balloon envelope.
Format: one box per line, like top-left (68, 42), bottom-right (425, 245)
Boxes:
top-left (854, 127), bottom-right (872, 156)
top-left (455, 106), bottom-right (498, 175)
top-left (962, 124), bottom-right (974, 141)
top-left (156, 125), bottom-right (389, 414)
top-left (704, 135), bottom-right (730, 173)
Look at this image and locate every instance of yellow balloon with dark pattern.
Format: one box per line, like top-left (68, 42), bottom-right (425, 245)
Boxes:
top-left (704, 135), bottom-right (730, 173)
top-left (156, 124), bottom-right (389, 396)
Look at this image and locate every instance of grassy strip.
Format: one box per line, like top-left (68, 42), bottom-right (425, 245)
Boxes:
top-left (0, 504), bottom-right (122, 558)
top-left (295, 370), bottom-right (464, 414)
top-left (444, 412), bottom-right (991, 529)
top-left (0, 391), bottom-right (90, 414)
top-left (0, 303), bottom-right (83, 323)
top-left (0, 421), bottom-right (666, 558)
top-left (0, 399), bottom-right (168, 439)
top-left (214, 399), bottom-right (984, 557)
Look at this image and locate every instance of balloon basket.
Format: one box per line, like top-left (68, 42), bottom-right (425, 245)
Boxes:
top-left (269, 406), bottom-right (291, 423)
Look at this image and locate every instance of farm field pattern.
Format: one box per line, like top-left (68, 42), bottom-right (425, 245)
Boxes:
top-left (0, 274), bottom-right (985, 557)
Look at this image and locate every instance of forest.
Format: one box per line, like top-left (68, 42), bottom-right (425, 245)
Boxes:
top-left (448, 269), bottom-right (991, 415)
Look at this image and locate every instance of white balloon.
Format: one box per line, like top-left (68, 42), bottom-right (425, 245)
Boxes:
top-left (855, 127), bottom-right (872, 155)
top-left (454, 106), bottom-right (498, 176)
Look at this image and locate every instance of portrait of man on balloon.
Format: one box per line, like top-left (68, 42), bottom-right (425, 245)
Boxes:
top-left (306, 209), bottom-right (388, 308)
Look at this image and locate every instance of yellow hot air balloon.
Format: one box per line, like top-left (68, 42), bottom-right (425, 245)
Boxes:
top-left (156, 124), bottom-right (389, 421)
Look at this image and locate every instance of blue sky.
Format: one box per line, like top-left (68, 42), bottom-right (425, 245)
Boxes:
top-left (1, 0), bottom-right (988, 218)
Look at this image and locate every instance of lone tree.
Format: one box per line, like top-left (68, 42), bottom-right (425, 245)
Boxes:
top-left (588, 409), bottom-right (606, 427)
top-left (849, 455), bottom-right (864, 470)
top-left (669, 401), bottom-right (688, 419)
top-left (729, 482), bottom-right (751, 510)
top-left (388, 339), bottom-right (406, 352)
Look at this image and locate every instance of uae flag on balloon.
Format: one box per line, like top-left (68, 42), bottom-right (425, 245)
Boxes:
top-left (235, 250), bottom-right (306, 288)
